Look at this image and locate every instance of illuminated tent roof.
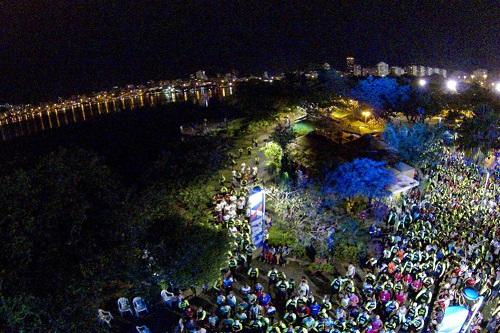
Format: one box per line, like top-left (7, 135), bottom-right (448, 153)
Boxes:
top-left (437, 306), bottom-right (469, 333)
top-left (387, 169), bottom-right (419, 196)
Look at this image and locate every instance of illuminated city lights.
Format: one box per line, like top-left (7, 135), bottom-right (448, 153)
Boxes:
top-left (446, 79), bottom-right (458, 92)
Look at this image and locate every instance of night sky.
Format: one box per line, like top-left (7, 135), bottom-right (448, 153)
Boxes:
top-left (1, 1), bottom-right (498, 103)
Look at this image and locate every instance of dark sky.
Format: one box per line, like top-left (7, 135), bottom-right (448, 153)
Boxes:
top-left (1, 0), bottom-right (498, 104)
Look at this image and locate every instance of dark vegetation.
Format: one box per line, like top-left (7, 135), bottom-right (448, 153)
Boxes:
top-left (0, 101), bottom-right (239, 331)
top-left (0, 74), bottom-right (497, 331)
top-left (0, 78), bottom-right (309, 331)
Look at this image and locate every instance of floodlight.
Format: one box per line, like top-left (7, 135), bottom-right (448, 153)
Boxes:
top-left (446, 79), bottom-right (457, 92)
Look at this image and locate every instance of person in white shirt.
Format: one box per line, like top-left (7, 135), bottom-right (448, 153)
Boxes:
top-left (298, 277), bottom-right (310, 297)
top-left (346, 264), bottom-right (356, 279)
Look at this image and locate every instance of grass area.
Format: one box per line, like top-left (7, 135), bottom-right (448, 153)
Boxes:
top-left (292, 120), bottom-right (315, 136)
top-left (330, 110), bottom-right (351, 119)
top-left (345, 119), bottom-right (385, 135)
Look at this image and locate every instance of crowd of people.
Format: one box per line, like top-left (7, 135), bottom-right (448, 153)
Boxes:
top-left (260, 243), bottom-right (291, 266)
top-left (171, 150), bottom-right (498, 333)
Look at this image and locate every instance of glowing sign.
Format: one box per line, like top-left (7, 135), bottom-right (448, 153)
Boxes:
top-left (248, 187), bottom-right (265, 247)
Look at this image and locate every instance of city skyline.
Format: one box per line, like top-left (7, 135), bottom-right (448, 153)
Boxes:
top-left (0, 57), bottom-right (496, 109)
top-left (1, 1), bottom-right (498, 103)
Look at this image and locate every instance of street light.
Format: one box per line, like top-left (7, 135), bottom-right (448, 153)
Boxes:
top-left (495, 82), bottom-right (500, 93)
top-left (446, 79), bottom-right (457, 92)
top-left (418, 78), bottom-right (427, 87)
top-left (362, 110), bottom-right (371, 123)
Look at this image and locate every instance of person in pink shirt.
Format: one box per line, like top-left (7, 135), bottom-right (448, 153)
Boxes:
top-left (403, 273), bottom-right (413, 286)
top-left (379, 289), bottom-right (391, 304)
top-left (395, 291), bottom-right (406, 305)
top-left (411, 279), bottom-right (423, 293)
top-left (349, 292), bottom-right (360, 307)
top-left (371, 315), bottom-right (383, 331)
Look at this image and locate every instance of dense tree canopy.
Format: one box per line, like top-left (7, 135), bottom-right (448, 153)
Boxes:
top-left (325, 158), bottom-right (395, 200)
top-left (138, 205), bottom-right (229, 288)
top-left (351, 76), bottom-right (411, 118)
top-left (316, 69), bottom-right (349, 98)
top-left (136, 164), bottom-right (232, 289)
top-left (229, 78), bottom-right (310, 119)
top-left (457, 104), bottom-right (500, 156)
top-left (383, 123), bottom-right (445, 168)
top-left (260, 141), bottom-right (284, 174)
top-left (397, 87), bottom-right (443, 122)
top-left (0, 149), bottom-right (136, 331)
top-left (0, 138), bottom-right (233, 330)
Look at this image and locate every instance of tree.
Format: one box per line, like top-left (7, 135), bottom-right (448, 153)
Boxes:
top-left (325, 158), bottom-right (396, 200)
top-left (351, 76), bottom-right (411, 118)
top-left (260, 141), bottom-right (283, 174)
top-left (383, 122), bottom-right (445, 168)
top-left (229, 76), bottom-right (312, 119)
top-left (138, 208), bottom-right (230, 288)
top-left (332, 218), bottom-right (367, 263)
top-left (396, 87), bottom-right (443, 122)
top-left (267, 183), bottom-right (369, 262)
top-left (316, 69), bottom-right (349, 98)
top-left (0, 149), bottom-right (136, 331)
top-left (457, 104), bottom-right (499, 158)
top-left (266, 184), bottom-right (338, 259)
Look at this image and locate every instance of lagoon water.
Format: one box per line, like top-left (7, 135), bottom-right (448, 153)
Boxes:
top-left (0, 86), bottom-right (233, 141)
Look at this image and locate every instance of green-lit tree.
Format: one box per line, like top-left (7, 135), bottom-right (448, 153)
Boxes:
top-left (136, 171), bottom-right (231, 287)
top-left (260, 141), bottom-right (284, 174)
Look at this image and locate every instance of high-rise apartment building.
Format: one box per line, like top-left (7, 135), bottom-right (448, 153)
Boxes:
top-left (391, 66), bottom-right (405, 76)
top-left (346, 57), bottom-right (355, 75)
top-left (353, 65), bottom-right (362, 76)
top-left (195, 70), bottom-right (208, 81)
top-left (376, 62), bottom-right (389, 76)
top-left (405, 65), bottom-right (418, 76)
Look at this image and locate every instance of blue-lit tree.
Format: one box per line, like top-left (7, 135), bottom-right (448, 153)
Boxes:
top-left (325, 158), bottom-right (396, 200)
top-left (351, 76), bottom-right (411, 118)
top-left (383, 122), bottom-right (444, 168)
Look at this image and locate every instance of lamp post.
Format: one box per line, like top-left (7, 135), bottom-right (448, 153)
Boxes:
top-left (362, 110), bottom-right (371, 124)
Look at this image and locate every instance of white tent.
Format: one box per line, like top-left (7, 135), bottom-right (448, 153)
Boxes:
top-left (388, 169), bottom-right (419, 196)
top-left (436, 306), bottom-right (469, 333)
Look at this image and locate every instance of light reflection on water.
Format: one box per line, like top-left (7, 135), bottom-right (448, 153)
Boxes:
top-left (0, 87), bottom-right (232, 141)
